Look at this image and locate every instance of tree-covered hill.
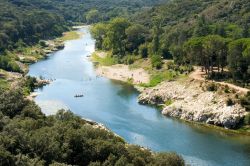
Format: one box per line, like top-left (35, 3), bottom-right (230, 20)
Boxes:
top-left (92, 0), bottom-right (250, 87)
top-left (133, 0), bottom-right (249, 27)
top-left (0, 0), bottom-right (165, 52)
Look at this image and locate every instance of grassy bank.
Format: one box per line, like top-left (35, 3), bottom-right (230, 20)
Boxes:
top-left (59, 31), bottom-right (81, 41)
top-left (91, 51), bottom-right (118, 66)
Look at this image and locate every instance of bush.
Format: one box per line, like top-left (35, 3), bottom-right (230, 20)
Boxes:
top-left (0, 89), bottom-right (26, 117)
top-left (206, 83), bottom-right (217, 91)
top-left (139, 44), bottom-right (148, 58)
top-left (165, 99), bottom-right (173, 106)
top-left (240, 92), bottom-right (250, 111)
top-left (224, 85), bottom-right (230, 93)
top-left (123, 55), bottom-right (136, 65)
top-left (152, 152), bottom-right (185, 166)
top-left (151, 54), bottom-right (162, 69)
top-left (39, 40), bottom-right (48, 47)
top-left (244, 113), bottom-right (250, 125)
top-left (226, 98), bottom-right (234, 106)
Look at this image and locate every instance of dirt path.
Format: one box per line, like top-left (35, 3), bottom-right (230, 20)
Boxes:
top-left (189, 67), bottom-right (249, 94)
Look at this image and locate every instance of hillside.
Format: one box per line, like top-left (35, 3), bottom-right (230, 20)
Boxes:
top-left (0, 0), bottom-right (165, 52)
top-left (91, 0), bottom-right (250, 129)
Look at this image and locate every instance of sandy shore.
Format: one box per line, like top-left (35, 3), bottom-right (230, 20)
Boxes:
top-left (96, 64), bottom-right (150, 84)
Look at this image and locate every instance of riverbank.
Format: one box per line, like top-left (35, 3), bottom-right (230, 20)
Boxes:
top-left (91, 52), bottom-right (250, 132)
top-left (92, 51), bottom-right (150, 84)
top-left (0, 29), bottom-right (82, 100)
top-left (138, 79), bottom-right (248, 130)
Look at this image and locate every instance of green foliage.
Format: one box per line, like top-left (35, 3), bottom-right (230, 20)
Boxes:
top-left (228, 38), bottom-right (250, 84)
top-left (0, 89), bottom-right (26, 118)
top-left (244, 113), bottom-right (250, 125)
top-left (139, 44), bottom-right (148, 58)
top-left (86, 9), bottom-right (101, 24)
top-left (0, 78), bottom-right (9, 90)
top-left (92, 52), bottom-right (118, 66)
top-left (206, 83), bottom-right (217, 91)
top-left (25, 76), bottom-right (37, 92)
top-left (148, 71), bottom-right (177, 87)
top-left (226, 98), bottom-right (234, 106)
top-left (0, 88), bottom-right (184, 166)
top-left (91, 18), bottom-right (131, 56)
top-left (126, 24), bottom-right (148, 54)
top-left (0, 56), bottom-right (21, 72)
top-left (59, 31), bottom-right (80, 41)
top-left (240, 92), bottom-right (250, 111)
top-left (91, 23), bottom-right (108, 50)
top-left (165, 99), bottom-right (173, 106)
top-left (151, 55), bottom-right (162, 69)
top-left (108, 18), bottom-right (130, 56)
top-left (151, 152), bottom-right (185, 166)
top-left (0, 0), bottom-right (163, 53)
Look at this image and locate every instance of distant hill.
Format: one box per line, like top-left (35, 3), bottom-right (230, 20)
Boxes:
top-left (0, 0), bottom-right (165, 52)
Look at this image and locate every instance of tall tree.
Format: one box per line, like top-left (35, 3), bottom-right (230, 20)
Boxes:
top-left (86, 9), bottom-right (101, 24)
top-left (107, 18), bottom-right (130, 56)
top-left (228, 39), bottom-right (250, 84)
top-left (91, 23), bottom-right (107, 49)
top-left (125, 24), bottom-right (147, 54)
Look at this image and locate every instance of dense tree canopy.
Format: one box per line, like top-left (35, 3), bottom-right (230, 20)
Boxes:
top-left (92, 0), bottom-right (250, 85)
top-left (0, 88), bottom-right (185, 166)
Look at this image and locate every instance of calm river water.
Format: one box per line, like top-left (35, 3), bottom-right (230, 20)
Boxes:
top-left (28, 27), bottom-right (250, 166)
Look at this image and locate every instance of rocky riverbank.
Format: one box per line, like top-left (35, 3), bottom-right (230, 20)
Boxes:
top-left (91, 52), bottom-right (248, 130)
top-left (138, 79), bottom-right (247, 129)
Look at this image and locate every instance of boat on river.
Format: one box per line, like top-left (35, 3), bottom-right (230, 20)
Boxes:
top-left (74, 94), bottom-right (84, 98)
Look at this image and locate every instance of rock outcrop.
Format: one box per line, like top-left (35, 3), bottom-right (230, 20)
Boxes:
top-left (138, 79), bottom-right (247, 129)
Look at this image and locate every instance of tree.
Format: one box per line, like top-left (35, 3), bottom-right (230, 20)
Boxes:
top-left (184, 37), bottom-right (205, 69)
top-left (169, 45), bottom-right (185, 65)
top-left (202, 35), bottom-right (227, 76)
top-left (151, 54), bottom-right (162, 69)
top-left (139, 44), bottom-right (148, 58)
top-left (86, 9), bottom-right (101, 24)
top-left (228, 38), bottom-right (250, 84)
top-left (193, 15), bottom-right (210, 37)
top-left (242, 23), bottom-right (249, 38)
top-left (107, 18), bottom-right (130, 56)
top-left (91, 23), bottom-right (107, 49)
top-left (125, 24), bottom-right (147, 53)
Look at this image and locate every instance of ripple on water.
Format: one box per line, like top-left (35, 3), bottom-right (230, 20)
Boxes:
top-left (36, 100), bottom-right (69, 115)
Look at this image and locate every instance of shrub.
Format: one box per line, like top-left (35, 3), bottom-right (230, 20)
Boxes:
top-left (151, 54), bottom-right (162, 69)
top-left (206, 83), bottom-right (217, 91)
top-left (226, 98), bottom-right (234, 106)
top-left (240, 92), bottom-right (250, 111)
top-left (152, 152), bottom-right (185, 166)
top-left (139, 44), bottom-right (148, 58)
top-left (165, 99), bottom-right (173, 106)
top-left (0, 56), bottom-right (21, 72)
top-left (244, 113), bottom-right (250, 125)
top-left (224, 85), bottom-right (230, 93)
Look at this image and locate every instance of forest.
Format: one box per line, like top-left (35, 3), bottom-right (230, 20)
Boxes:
top-left (91, 0), bottom-right (250, 87)
top-left (0, 0), bottom-right (164, 72)
top-left (0, 88), bottom-right (184, 165)
top-left (0, 0), bottom-right (186, 165)
top-left (0, 0), bottom-right (164, 52)
top-left (0, 0), bottom-right (250, 165)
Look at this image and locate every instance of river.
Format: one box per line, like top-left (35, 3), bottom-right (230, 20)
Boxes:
top-left (28, 27), bottom-right (250, 166)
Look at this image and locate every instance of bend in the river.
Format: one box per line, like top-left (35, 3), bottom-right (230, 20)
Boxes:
top-left (28, 27), bottom-right (250, 166)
